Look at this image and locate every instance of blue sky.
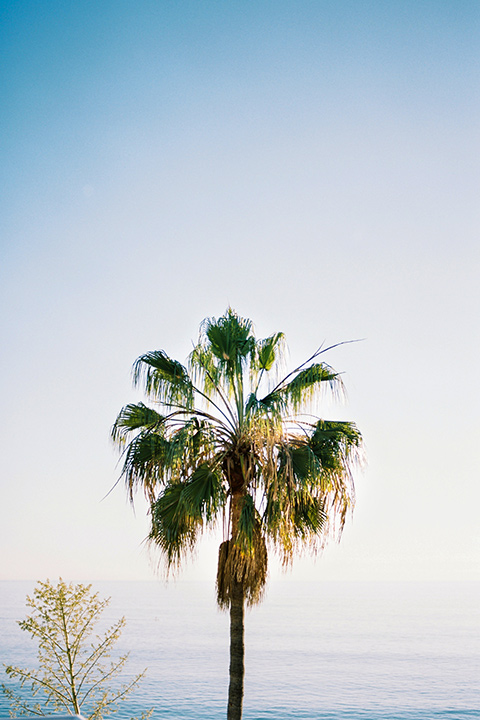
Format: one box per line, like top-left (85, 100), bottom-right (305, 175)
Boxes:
top-left (1, 0), bottom-right (479, 583)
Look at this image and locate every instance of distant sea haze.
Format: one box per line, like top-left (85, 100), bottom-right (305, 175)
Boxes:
top-left (1, 580), bottom-right (479, 720)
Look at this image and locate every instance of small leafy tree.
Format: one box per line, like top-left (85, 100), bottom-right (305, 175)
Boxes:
top-left (2, 578), bottom-right (151, 719)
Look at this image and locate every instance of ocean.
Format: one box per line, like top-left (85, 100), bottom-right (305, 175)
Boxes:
top-left (1, 580), bottom-right (479, 720)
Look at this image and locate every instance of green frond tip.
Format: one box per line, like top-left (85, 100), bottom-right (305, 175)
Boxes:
top-left (122, 432), bottom-right (169, 502)
top-left (279, 362), bottom-right (343, 411)
top-left (309, 420), bottom-right (363, 470)
top-left (203, 308), bottom-right (255, 367)
top-left (256, 332), bottom-right (285, 371)
top-left (111, 403), bottom-right (164, 443)
top-left (132, 350), bottom-right (193, 406)
top-left (149, 483), bottom-right (201, 569)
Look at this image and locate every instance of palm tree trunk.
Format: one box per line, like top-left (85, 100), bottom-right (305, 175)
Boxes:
top-left (227, 579), bottom-right (245, 720)
top-left (226, 470), bottom-right (246, 720)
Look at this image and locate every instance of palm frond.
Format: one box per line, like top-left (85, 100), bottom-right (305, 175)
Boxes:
top-left (181, 463), bottom-right (226, 522)
top-left (190, 309), bottom-right (257, 425)
top-left (309, 420), bottom-right (363, 471)
top-left (149, 463), bottom-right (227, 569)
top-left (274, 362), bottom-right (344, 412)
top-left (204, 308), bottom-right (254, 369)
top-left (149, 483), bottom-right (200, 569)
top-left (111, 403), bottom-right (164, 444)
top-left (189, 342), bottom-right (223, 398)
top-left (262, 421), bottom-right (360, 562)
top-left (244, 392), bottom-right (288, 429)
top-left (288, 445), bottom-right (321, 483)
top-left (291, 494), bottom-right (327, 537)
top-left (255, 332), bottom-right (285, 372)
top-left (121, 432), bottom-right (169, 502)
top-left (132, 351), bottom-right (194, 407)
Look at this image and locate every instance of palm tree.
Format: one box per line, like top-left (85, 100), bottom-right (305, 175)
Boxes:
top-left (112, 308), bottom-right (362, 720)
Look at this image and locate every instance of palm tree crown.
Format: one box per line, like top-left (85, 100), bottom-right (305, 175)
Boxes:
top-left (112, 308), bottom-right (363, 720)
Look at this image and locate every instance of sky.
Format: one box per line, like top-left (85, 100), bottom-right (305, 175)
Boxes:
top-left (1, 0), bottom-right (479, 585)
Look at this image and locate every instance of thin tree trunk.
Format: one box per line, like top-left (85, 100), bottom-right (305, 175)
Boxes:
top-left (227, 580), bottom-right (245, 720)
top-left (226, 471), bottom-right (246, 720)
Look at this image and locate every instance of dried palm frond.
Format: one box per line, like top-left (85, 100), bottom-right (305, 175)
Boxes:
top-left (216, 524), bottom-right (268, 609)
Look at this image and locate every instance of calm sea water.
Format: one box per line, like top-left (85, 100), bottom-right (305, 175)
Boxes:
top-left (1, 580), bottom-right (479, 720)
